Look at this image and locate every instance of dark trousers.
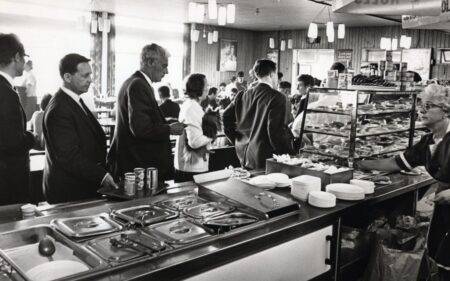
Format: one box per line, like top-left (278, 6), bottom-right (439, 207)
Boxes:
top-left (0, 157), bottom-right (30, 205)
top-left (439, 268), bottom-right (450, 281)
top-left (174, 170), bottom-right (200, 183)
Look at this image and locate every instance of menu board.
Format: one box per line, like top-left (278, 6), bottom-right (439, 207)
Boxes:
top-left (335, 49), bottom-right (353, 68)
top-left (402, 48), bottom-right (432, 80)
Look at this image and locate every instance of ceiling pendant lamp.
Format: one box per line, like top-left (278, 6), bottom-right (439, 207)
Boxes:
top-left (280, 40), bottom-right (286, 51)
top-left (208, 0), bottom-right (217, 19)
top-left (269, 37), bottom-right (275, 49)
top-left (196, 4), bottom-right (205, 23)
top-left (188, 2), bottom-right (197, 22)
top-left (213, 30), bottom-right (219, 42)
top-left (226, 4), bottom-right (235, 24)
top-left (307, 23), bottom-right (318, 39)
top-left (287, 39), bottom-right (293, 49)
top-left (338, 24), bottom-right (345, 39)
top-left (218, 6), bottom-right (227, 25)
top-left (404, 36), bottom-right (411, 49)
top-left (400, 35), bottom-right (412, 49)
top-left (326, 22), bottom-right (334, 42)
top-left (208, 32), bottom-right (213, 44)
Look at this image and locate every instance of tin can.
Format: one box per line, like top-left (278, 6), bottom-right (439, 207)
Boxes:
top-left (146, 167), bottom-right (158, 191)
top-left (134, 168), bottom-right (145, 181)
top-left (124, 172), bottom-right (136, 196)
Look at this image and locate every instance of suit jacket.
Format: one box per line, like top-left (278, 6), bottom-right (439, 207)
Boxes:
top-left (0, 75), bottom-right (34, 205)
top-left (159, 99), bottom-right (180, 120)
top-left (107, 71), bottom-right (172, 181)
top-left (223, 83), bottom-right (294, 170)
top-left (43, 89), bottom-right (107, 203)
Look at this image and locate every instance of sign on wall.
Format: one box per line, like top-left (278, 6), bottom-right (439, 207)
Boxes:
top-left (335, 49), bottom-right (353, 68)
top-left (219, 39), bottom-right (237, 72)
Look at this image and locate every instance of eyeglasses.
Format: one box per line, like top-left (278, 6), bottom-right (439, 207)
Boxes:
top-left (420, 103), bottom-right (445, 112)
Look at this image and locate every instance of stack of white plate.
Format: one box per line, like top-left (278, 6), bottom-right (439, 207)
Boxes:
top-left (308, 191), bottom-right (336, 208)
top-left (248, 175), bottom-right (277, 189)
top-left (291, 175), bottom-right (321, 201)
top-left (350, 179), bottom-right (375, 194)
top-left (325, 183), bottom-right (365, 201)
top-left (266, 173), bottom-right (291, 187)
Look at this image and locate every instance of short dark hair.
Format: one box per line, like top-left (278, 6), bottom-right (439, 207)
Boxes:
top-left (59, 53), bottom-right (90, 78)
top-left (231, 88), bottom-right (238, 94)
top-left (330, 62), bottom-right (346, 74)
top-left (158, 86), bottom-right (170, 99)
top-left (279, 81), bottom-right (291, 89)
top-left (407, 71), bottom-right (422, 82)
top-left (0, 33), bottom-right (25, 66)
top-left (185, 73), bottom-right (206, 99)
top-left (237, 71), bottom-right (244, 77)
top-left (208, 87), bottom-right (218, 96)
top-left (219, 82), bottom-right (226, 87)
top-left (230, 76), bottom-right (237, 82)
top-left (278, 72), bottom-right (283, 80)
top-left (253, 59), bottom-right (276, 79)
top-left (297, 74), bottom-right (315, 87)
top-left (40, 94), bottom-right (52, 111)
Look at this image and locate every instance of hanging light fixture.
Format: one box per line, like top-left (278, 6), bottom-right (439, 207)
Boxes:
top-left (269, 37), bottom-right (275, 49)
top-left (218, 6), bottom-right (227, 25)
top-left (213, 30), bottom-right (219, 42)
top-left (208, 32), bottom-right (213, 44)
top-left (208, 0), bottom-right (217, 19)
top-left (280, 40), bottom-right (286, 51)
top-left (307, 23), bottom-right (318, 39)
top-left (400, 35), bottom-right (412, 49)
top-left (287, 38), bottom-right (293, 49)
top-left (338, 24), bottom-right (345, 39)
top-left (226, 4), bottom-right (235, 24)
top-left (188, 2), bottom-right (197, 22)
top-left (190, 29), bottom-right (200, 42)
top-left (196, 4), bottom-right (205, 23)
top-left (391, 38), bottom-right (398, 51)
top-left (326, 22), bottom-right (334, 43)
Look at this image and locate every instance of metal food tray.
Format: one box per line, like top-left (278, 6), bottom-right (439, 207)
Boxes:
top-left (111, 205), bottom-right (178, 226)
top-left (155, 195), bottom-right (206, 211)
top-left (144, 219), bottom-right (211, 245)
top-left (182, 202), bottom-right (235, 220)
top-left (51, 213), bottom-right (122, 238)
top-left (203, 212), bottom-right (259, 228)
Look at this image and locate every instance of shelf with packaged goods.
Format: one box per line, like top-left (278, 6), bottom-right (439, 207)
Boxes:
top-left (304, 128), bottom-right (411, 138)
top-left (315, 87), bottom-right (420, 95)
top-left (299, 88), bottom-right (418, 166)
top-left (301, 147), bottom-right (407, 161)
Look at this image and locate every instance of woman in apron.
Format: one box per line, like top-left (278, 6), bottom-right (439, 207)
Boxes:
top-left (358, 84), bottom-right (450, 280)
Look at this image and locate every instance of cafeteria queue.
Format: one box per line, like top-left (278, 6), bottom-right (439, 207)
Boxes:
top-left (1, 31), bottom-right (450, 280)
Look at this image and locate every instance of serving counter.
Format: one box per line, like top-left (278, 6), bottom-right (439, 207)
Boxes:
top-left (0, 172), bottom-right (435, 281)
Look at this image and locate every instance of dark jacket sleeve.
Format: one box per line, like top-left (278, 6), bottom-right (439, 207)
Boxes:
top-left (127, 80), bottom-right (170, 141)
top-left (223, 100), bottom-right (237, 144)
top-left (267, 94), bottom-right (294, 155)
top-left (44, 107), bottom-right (106, 185)
top-left (0, 95), bottom-right (34, 156)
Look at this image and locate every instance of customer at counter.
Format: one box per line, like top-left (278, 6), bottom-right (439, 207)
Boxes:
top-left (223, 59), bottom-right (294, 170)
top-left (290, 74), bottom-right (316, 138)
top-left (158, 85), bottom-right (180, 123)
top-left (107, 43), bottom-right (185, 182)
top-left (278, 81), bottom-right (293, 126)
top-left (28, 93), bottom-right (52, 150)
top-left (0, 33), bottom-right (35, 205)
top-left (174, 74), bottom-right (216, 182)
top-left (358, 84), bottom-right (450, 280)
top-left (200, 87), bottom-right (218, 111)
top-left (43, 54), bottom-right (118, 203)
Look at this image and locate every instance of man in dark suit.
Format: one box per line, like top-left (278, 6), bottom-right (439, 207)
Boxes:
top-left (107, 44), bottom-right (185, 182)
top-left (223, 59), bottom-right (294, 170)
top-left (43, 54), bottom-right (117, 203)
top-left (158, 85), bottom-right (180, 123)
top-left (0, 33), bottom-right (34, 205)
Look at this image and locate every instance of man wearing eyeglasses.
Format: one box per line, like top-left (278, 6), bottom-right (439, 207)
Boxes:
top-left (0, 33), bottom-right (35, 205)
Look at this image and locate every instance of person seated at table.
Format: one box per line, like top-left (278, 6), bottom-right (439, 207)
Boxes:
top-left (174, 73), bottom-right (217, 182)
top-left (158, 85), bottom-right (180, 123)
top-left (28, 93), bottom-right (52, 150)
top-left (200, 87), bottom-right (218, 111)
top-left (358, 84), bottom-right (450, 281)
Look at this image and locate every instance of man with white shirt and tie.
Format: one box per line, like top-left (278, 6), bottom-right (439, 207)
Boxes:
top-left (43, 53), bottom-right (118, 203)
top-left (0, 33), bottom-right (35, 205)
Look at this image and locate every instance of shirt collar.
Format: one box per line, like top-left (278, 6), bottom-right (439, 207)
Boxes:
top-left (0, 70), bottom-right (15, 88)
top-left (258, 81), bottom-right (273, 89)
top-left (61, 85), bottom-right (82, 104)
top-left (139, 71), bottom-right (153, 86)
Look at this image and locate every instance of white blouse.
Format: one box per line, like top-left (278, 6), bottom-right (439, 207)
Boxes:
top-left (174, 99), bottom-right (212, 173)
